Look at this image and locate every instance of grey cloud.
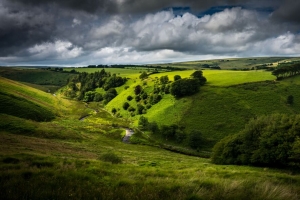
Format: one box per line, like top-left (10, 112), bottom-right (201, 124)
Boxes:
top-left (271, 0), bottom-right (300, 24)
top-left (8, 0), bottom-right (281, 14)
top-left (0, 0), bottom-right (299, 65)
top-left (0, 1), bottom-right (57, 56)
top-left (10, 0), bottom-right (118, 13)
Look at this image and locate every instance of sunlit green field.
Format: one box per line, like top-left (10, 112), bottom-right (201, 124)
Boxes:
top-left (203, 70), bottom-right (274, 86)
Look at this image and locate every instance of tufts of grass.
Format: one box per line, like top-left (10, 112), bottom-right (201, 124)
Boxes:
top-left (100, 152), bottom-right (123, 164)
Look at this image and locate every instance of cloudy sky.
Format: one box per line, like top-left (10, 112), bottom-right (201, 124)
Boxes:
top-left (0, 0), bottom-right (300, 66)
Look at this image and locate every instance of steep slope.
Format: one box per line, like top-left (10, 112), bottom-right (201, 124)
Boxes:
top-left (0, 77), bottom-right (70, 121)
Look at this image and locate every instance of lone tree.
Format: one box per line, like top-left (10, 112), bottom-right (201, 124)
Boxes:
top-left (134, 85), bottom-right (142, 95)
top-left (139, 71), bottom-right (148, 80)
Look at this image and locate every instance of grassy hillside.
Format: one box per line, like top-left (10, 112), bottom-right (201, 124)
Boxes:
top-left (0, 67), bottom-right (75, 92)
top-left (0, 77), bottom-right (72, 120)
top-left (105, 70), bottom-right (282, 144)
top-left (1, 112), bottom-right (300, 199)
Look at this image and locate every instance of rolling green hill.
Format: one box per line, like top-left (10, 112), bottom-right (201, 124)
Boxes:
top-left (0, 77), bottom-right (72, 121)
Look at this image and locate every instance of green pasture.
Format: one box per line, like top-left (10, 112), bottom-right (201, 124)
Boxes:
top-left (203, 70), bottom-right (274, 86)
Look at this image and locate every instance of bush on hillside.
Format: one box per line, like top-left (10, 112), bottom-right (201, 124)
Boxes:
top-left (127, 95), bottom-right (133, 101)
top-left (134, 85), bottom-right (142, 95)
top-left (122, 102), bottom-right (130, 110)
top-left (212, 114), bottom-right (300, 168)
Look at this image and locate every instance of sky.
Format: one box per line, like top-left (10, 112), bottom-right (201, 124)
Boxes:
top-left (0, 0), bottom-right (300, 66)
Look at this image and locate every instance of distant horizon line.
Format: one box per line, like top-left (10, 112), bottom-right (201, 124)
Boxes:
top-left (0, 56), bottom-right (299, 68)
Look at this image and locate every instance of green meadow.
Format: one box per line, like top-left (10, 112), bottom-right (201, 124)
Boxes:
top-left (1, 57), bottom-right (300, 199)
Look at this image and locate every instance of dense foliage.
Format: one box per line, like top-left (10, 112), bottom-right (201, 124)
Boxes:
top-left (212, 114), bottom-right (300, 168)
top-left (65, 69), bottom-right (126, 103)
top-left (170, 78), bottom-right (200, 97)
top-left (170, 70), bottom-right (206, 98)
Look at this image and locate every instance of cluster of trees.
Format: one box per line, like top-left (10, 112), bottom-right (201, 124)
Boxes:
top-left (65, 69), bottom-right (126, 103)
top-left (138, 116), bottom-right (205, 149)
top-left (212, 114), bottom-right (300, 168)
top-left (272, 62), bottom-right (300, 79)
top-left (170, 70), bottom-right (206, 98)
top-left (118, 83), bottom-right (163, 117)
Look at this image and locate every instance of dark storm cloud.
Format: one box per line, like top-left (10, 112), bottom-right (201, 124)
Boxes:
top-left (9, 0), bottom-right (281, 14)
top-left (271, 0), bottom-right (300, 24)
top-left (0, 0), bottom-right (299, 65)
top-left (10, 0), bottom-right (118, 13)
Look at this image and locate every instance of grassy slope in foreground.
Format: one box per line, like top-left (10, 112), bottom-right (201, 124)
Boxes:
top-left (1, 113), bottom-right (300, 199)
top-left (0, 77), bottom-right (72, 120)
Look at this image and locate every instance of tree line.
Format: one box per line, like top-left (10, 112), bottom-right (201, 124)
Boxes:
top-left (272, 62), bottom-right (300, 79)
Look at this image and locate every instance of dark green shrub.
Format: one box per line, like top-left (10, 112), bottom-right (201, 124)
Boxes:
top-left (134, 85), bottom-right (142, 95)
top-left (128, 106), bottom-right (136, 112)
top-left (127, 95), bottom-right (133, 101)
top-left (135, 95), bottom-right (141, 102)
top-left (123, 102), bottom-right (130, 110)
